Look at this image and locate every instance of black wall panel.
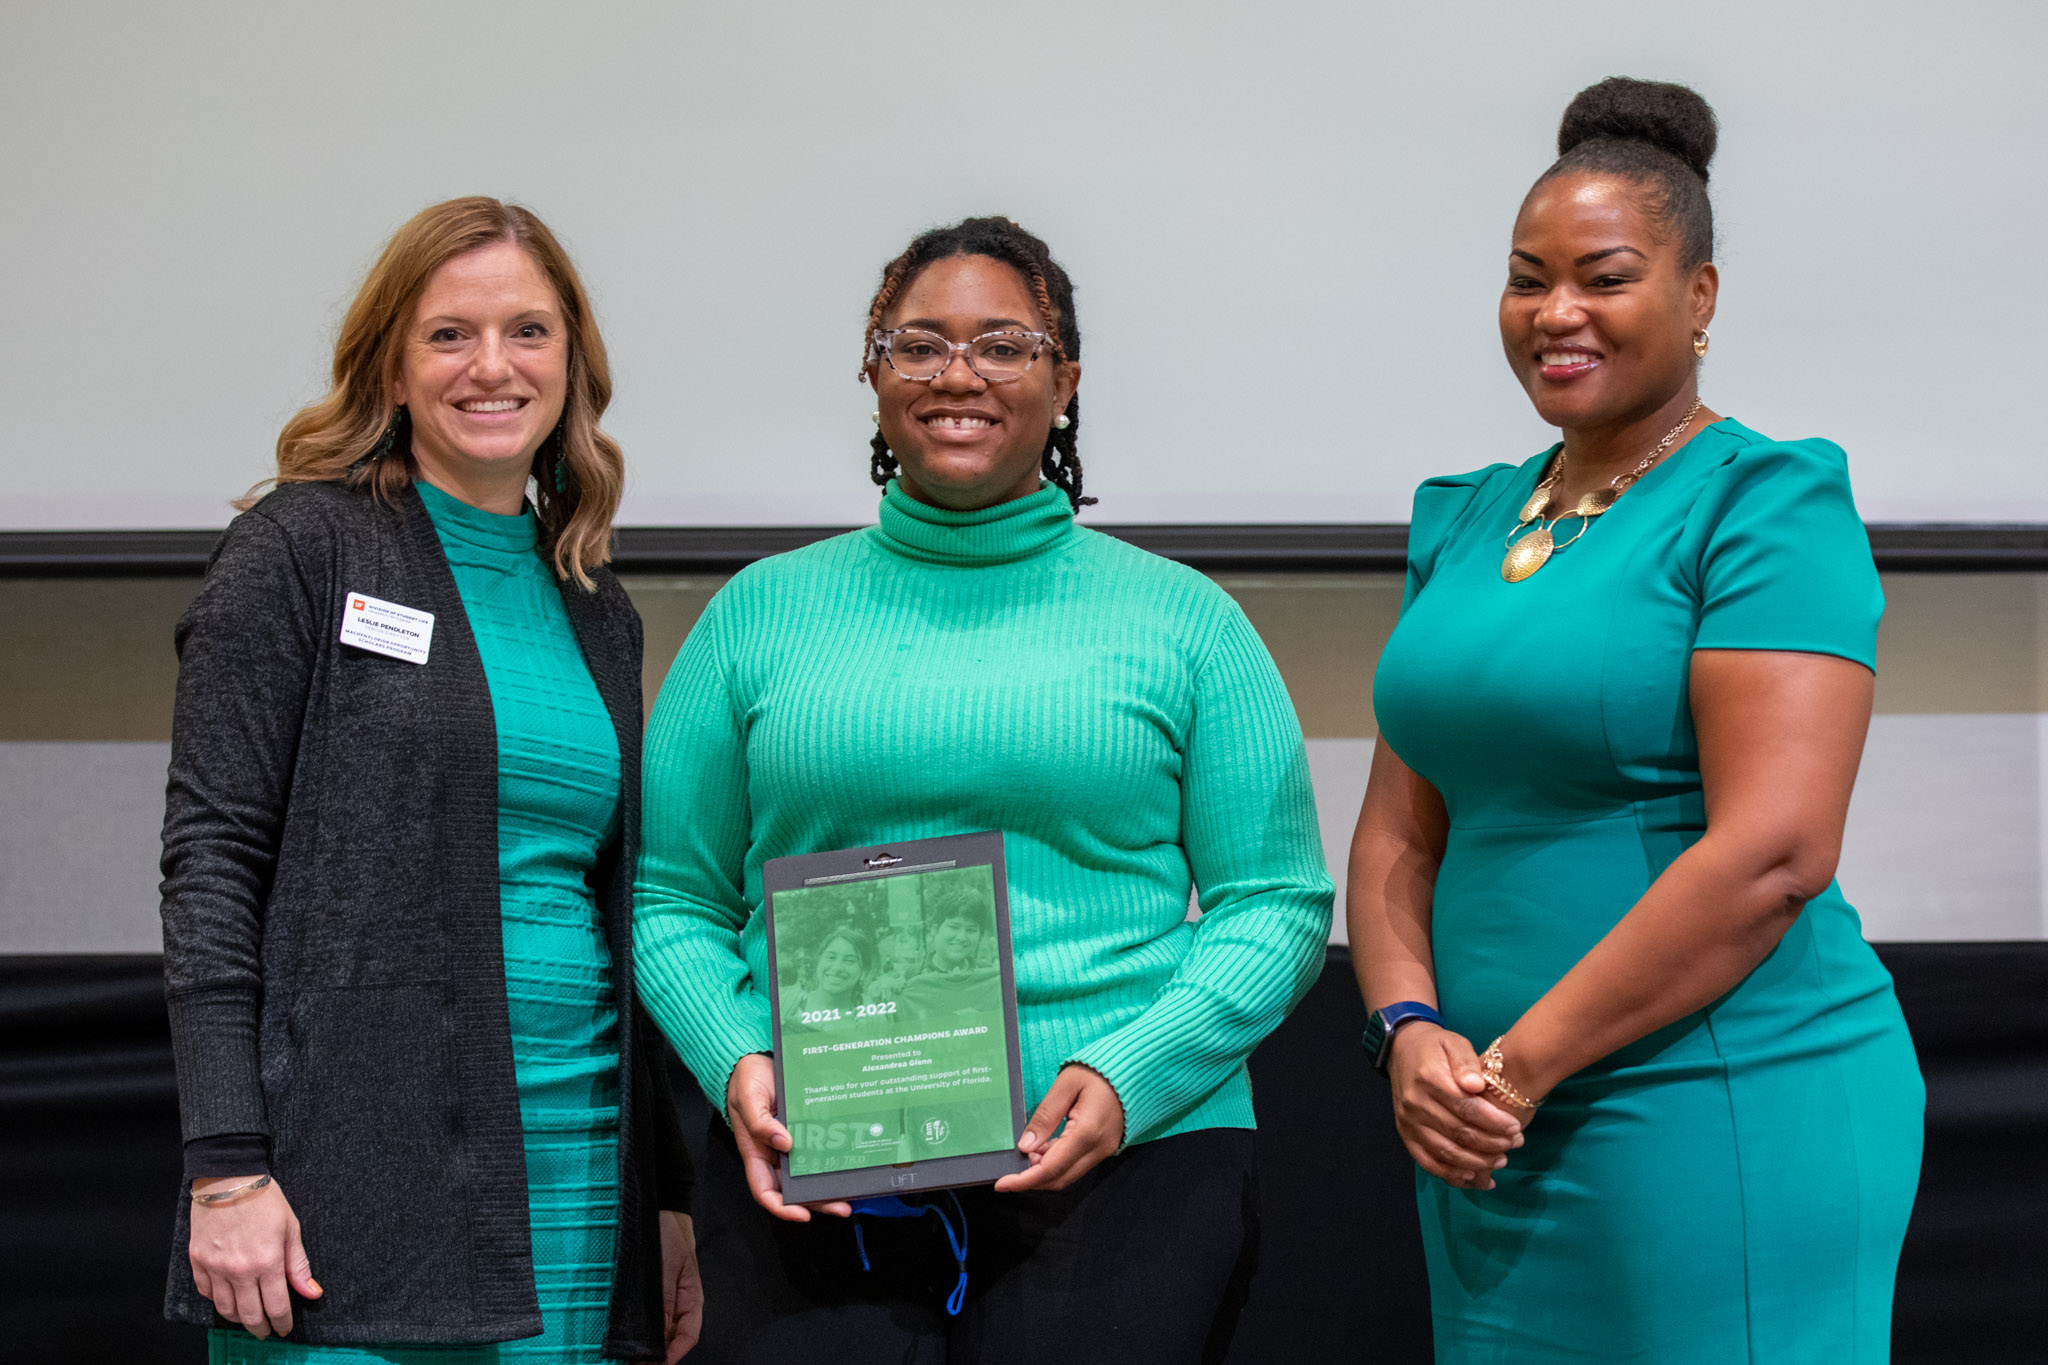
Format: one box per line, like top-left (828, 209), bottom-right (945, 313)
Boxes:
top-left (6, 946), bottom-right (2042, 1363)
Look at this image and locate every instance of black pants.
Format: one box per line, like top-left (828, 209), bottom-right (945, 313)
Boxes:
top-left (690, 1121), bottom-right (1260, 1364)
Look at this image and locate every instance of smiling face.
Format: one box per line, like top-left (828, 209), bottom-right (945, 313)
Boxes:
top-left (393, 239), bottom-right (569, 507)
top-left (1500, 173), bottom-right (1717, 435)
top-left (867, 254), bottom-right (1080, 511)
top-left (930, 916), bottom-right (984, 971)
top-left (812, 934), bottom-right (865, 1000)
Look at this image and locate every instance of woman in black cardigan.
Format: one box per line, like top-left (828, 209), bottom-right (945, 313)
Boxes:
top-left (160, 197), bottom-right (699, 1363)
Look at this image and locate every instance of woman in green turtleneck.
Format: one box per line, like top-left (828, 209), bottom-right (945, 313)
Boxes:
top-left (634, 217), bottom-right (1333, 1362)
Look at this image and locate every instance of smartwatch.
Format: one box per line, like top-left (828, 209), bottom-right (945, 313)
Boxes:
top-left (1362, 1000), bottom-right (1444, 1074)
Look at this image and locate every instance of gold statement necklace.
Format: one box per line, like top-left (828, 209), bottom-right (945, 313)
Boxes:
top-left (1501, 398), bottom-right (1704, 583)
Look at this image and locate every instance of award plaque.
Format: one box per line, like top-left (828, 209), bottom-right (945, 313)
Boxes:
top-left (762, 830), bottom-right (1029, 1203)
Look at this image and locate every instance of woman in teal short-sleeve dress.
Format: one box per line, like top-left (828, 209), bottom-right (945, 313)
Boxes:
top-left (1349, 79), bottom-right (1923, 1363)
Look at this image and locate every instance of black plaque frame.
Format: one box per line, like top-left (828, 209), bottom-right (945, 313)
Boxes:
top-left (761, 829), bottom-right (1029, 1203)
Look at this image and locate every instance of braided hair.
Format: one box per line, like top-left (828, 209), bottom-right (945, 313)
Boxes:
top-left (862, 216), bottom-right (1093, 510)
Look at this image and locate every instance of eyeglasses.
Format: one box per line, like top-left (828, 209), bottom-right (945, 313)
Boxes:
top-left (868, 328), bottom-right (1055, 384)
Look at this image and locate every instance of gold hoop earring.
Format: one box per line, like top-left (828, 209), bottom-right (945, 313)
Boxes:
top-left (1693, 329), bottom-right (1710, 359)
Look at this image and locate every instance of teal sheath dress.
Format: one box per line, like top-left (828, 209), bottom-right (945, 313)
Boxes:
top-left (213, 482), bottom-right (623, 1364)
top-left (1372, 420), bottom-right (1925, 1363)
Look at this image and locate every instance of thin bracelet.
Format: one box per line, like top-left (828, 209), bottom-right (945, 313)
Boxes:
top-left (191, 1174), bottom-right (272, 1206)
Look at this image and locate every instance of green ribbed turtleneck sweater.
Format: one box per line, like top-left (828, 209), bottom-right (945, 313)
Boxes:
top-left (632, 481), bottom-right (1332, 1146)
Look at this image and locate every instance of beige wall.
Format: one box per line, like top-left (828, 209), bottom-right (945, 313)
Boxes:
top-left (7, 572), bottom-right (2040, 743)
top-left (3, 571), bottom-right (2043, 949)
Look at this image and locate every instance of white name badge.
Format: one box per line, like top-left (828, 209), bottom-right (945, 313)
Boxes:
top-left (339, 590), bottom-right (435, 665)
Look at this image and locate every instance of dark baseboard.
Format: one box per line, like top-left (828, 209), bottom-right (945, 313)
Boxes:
top-left (4, 523), bottom-right (2045, 577)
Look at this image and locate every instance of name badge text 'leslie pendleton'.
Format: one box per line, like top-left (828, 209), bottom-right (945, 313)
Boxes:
top-left (338, 591), bottom-right (435, 665)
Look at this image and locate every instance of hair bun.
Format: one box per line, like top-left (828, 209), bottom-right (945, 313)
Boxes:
top-left (1558, 77), bottom-right (1717, 182)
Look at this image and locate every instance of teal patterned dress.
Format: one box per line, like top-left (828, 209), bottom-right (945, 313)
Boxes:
top-left (212, 481), bottom-right (623, 1363)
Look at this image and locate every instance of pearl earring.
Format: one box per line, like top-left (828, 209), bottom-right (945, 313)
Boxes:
top-left (1693, 329), bottom-right (1710, 359)
top-left (870, 411), bottom-right (881, 426)
top-left (1052, 414), bottom-right (1071, 430)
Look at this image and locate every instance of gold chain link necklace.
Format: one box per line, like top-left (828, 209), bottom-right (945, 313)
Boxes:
top-left (1501, 399), bottom-right (1704, 583)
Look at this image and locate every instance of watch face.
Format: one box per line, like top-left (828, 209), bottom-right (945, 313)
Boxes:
top-left (1363, 1010), bottom-right (1389, 1068)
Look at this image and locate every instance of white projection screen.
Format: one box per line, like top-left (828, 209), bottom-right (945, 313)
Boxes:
top-left (3, 1), bottom-right (2044, 531)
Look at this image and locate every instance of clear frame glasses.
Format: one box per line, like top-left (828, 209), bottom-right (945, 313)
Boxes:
top-left (868, 327), bottom-right (1054, 384)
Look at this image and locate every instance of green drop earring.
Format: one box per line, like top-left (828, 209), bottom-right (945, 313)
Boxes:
top-left (354, 405), bottom-right (409, 470)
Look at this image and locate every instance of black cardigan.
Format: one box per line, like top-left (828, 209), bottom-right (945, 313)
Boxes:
top-left (159, 480), bottom-right (689, 1358)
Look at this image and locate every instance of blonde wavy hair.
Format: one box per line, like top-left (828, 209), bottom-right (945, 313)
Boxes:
top-left (248, 196), bottom-right (623, 588)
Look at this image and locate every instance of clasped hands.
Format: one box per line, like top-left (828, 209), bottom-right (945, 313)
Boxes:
top-left (726, 1052), bottom-right (1124, 1221)
top-left (1387, 1023), bottom-right (1536, 1192)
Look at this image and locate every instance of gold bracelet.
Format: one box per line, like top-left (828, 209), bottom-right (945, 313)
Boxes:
top-left (191, 1174), bottom-right (272, 1206)
top-left (1480, 1037), bottom-right (1543, 1112)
